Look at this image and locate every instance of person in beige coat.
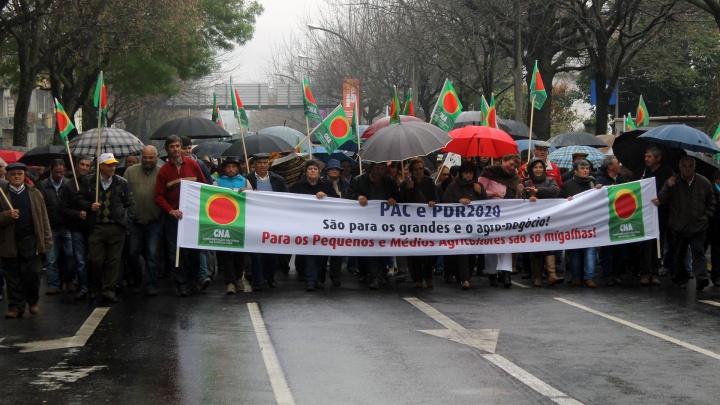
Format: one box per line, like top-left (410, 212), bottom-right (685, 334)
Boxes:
top-left (0, 162), bottom-right (52, 319)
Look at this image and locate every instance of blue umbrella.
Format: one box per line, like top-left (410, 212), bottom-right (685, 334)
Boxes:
top-left (639, 124), bottom-right (720, 154)
top-left (548, 145), bottom-right (605, 170)
top-left (515, 139), bottom-right (556, 155)
top-left (310, 147), bottom-right (355, 163)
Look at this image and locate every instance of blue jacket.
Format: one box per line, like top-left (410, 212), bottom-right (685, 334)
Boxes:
top-left (215, 174), bottom-right (248, 190)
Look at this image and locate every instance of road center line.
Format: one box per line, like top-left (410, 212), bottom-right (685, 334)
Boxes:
top-left (247, 303), bottom-right (295, 405)
top-left (555, 297), bottom-right (720, 360)
top-left (405, 297), bottom-right (582, 404)
top-left (698, 300), bottom-right (720, 308)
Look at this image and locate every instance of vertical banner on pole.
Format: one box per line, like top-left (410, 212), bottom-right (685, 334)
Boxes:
top-left (343, 78), bottom-right (360, 123)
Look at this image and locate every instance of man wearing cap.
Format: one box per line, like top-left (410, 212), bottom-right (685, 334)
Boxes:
top-left (0, 162), bottom-right (52, 318)
top-left (213, 156), bottom-right (252, 294)
top-left (519, 141), bottom-right (562, 187)
top-left (156, 135), bottom-right (207, 297)
top-left (81, 153), bottom-right (135, 303)
top-left (245, 153), bottom-right (288, 290)
top-left (37, 159), bottom-right (75, 295)
top-left (124, 145), bottom-right (163, 296)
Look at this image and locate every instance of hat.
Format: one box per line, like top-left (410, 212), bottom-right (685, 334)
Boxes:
top-left (5, 162), bottom-right (27, 171)
top-left (199, 155), bottom-right (212, 164)
top-left (221, 156), bottom-right (241, 168)
top-left (99, 153), bottom-right (119, 165)
top-left (534, 141), bottom-right (551, 149)
top-left (252, 153), bottom-right (270, 160)
top-left (0, 157), bottom-right (6, 167)
top-left (572, 152), bottom-right (589, 159)
top-left (326, 159), bottom-right (342, 170)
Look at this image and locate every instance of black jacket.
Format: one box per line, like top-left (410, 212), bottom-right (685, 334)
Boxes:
top-left (658, 174), bottom-right (715, 237)
top-left (399, 176), bottom-right (439, 204)
top-left (346, 173), bottom-right (399, 201)
top-left (559, 175), bottom-right (598, 198)
top-left (442, 178), bottom-right (486, 203)
top-left (81, 174), bottom-right (135, 229)
top-left (58, 175), bottom-right (94, 232)
top-left (593, 169), bottom-right (626, 186)
top-left (289, 178), bottom-right (336, 197)
top-left (38, 177), bottom-right (69, 229)
top-left (246, 171), bottom-right (288, 192)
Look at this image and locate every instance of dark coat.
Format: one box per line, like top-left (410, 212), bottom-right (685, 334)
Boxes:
top-left (37, 177), bottom-right (69, 229)
top-left (594, 169), bottom-right (626, 186)
top-left (658, 174), bottom-right (716, 237)
top-left (58, 175), bottom-right (94, 232)
top-left (82, 174), bottom-right (135, 229)
top-left (346, 173), bottom-right (399, 201)
top-left (0, 183), bottom-right (53, 257)
top-left (398, 176), bottom-right (439, 204)
top-left (707, 183), bottom-right (720, 245)
top-left (246, 171), bottom-right (288, 192)
top-left (558, 175), bottom-right (598, 198)
top-left (289, 178), bottom-right (337, 197)
top-left (442, 178), bottom-right (486, 203)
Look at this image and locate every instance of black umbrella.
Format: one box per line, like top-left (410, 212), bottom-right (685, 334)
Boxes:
top-left (639, 124), bottom-right (720, 154)
top-left (497, 118), bottom-right (534, 140)
top-left (151, 116), bottom-right (230, 140)
top-left (192, 141), bottom-right (230, 158)
top-left (685, 151), bottom-right (720, 180)
top-left (549, 132), bottom-right (608, 148)
top-left (18, 145), bottom-right (66, 166)
top-left (222, 134), bottom-right (294, 157)
top-left (613, 128), bottom-right (685, 177)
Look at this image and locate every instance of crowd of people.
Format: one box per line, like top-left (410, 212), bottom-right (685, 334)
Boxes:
top-left (1, 137), bottom-right (719, 319)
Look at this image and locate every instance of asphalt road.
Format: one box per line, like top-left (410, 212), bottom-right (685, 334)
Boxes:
top-left (2, 266), bottom-right (720, 405)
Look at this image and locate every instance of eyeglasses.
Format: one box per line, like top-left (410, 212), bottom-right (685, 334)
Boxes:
top-left (7, 172), bottom-right (24, 176)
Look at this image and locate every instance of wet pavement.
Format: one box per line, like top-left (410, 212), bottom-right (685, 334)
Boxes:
top-left (2, 266), bottom-right (720, 404)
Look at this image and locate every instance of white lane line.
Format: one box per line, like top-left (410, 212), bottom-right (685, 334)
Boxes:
top-left (511, 280), bottom-right (530, 289)
top-left (405, 297), bottom-right (582, 405)
top-left (247, 303), bottom-right (295, 405)
top-left (17, 308), bottom-right (110, 353)
top-left (556, 297), bottom-right (720, 360)
top-left (698, 300), bottom-right (720, 308)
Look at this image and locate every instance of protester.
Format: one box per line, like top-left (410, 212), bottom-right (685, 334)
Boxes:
top-left (156, 135), bottom-right (207, 297)
top-left (0, 162), bottom-right (52, 318)
top-left (707, 170), bottom-right (720, 287)
top-left (523, 157), bottom-right (563, 287)
top-left (290, 160), bottom-right (337, 291)
top-left (443, 160), bottom-right (486, 289)
top-left (322, 159), bottom-right (350, 286)
top-left (124, 146), bottom-right (163, 296)
top-left (399, 158), bottom-right (439, 289)
top-left (58, 155), bottom-right (94, 300)
top-left (594, 155), bottom-right (628, 286)
top-left (654, 156), bottom-right (715, 290)
top-left (81, 153), bottom-right (135, 303)
top-left (245, 153), bottom-right (288, 290)
top-left (479, 154), bottom-right (522, 288)
top-left (347, 161), bottom-right (399, 289)
top-left (518, 141), bottom-right (562, 187)
top-left (559, 159), bottom-right (603, 288)
top-left (561, 152), bottom-right (591, 182)
top-left (213, 156), bottom-right (252, 294)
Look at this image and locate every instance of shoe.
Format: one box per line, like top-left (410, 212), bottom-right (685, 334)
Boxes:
top-left (29, 304), bottom-right (40, 314)
top-left (5, 310), bottom-right (22, 319)
top-left (101, 295), bottom-right (119, 303)
top-left (358, 275), bottom-right (367, 284)
top-left (425, 279), bottom-right (434, 288)
top-left (696, 278), bottom-right (710, 291)
top-left (585, 280), bottom-right (597, 288)
top-left (395, 276), bottom-right (406, 283)
top-left (252, 284), bottom-right (264, 291)
top-left (144, 289), bottom-right (158, 297)
top-left (521, 274), bottom-right (532, 279)
top-left (75, 291), bottom-right (87, 300)
top-left (176, 286), bottom-right (190, 297)
top-left (46, 287), bottom-right (60, 295)
top-left (502, 272), bottom-right (512, 289)
top-left (89, 291), bottom-right (99, 300)
top-left (605, 279), bottom-right (615, 287)
top-left (369, 279), bottom-right (380, 290)
top-left (331, 279), bottom-right (341, 287)
top-left (66, 283), bottom-right (76, 293)
top-left (658, 267), bottom-right (670, 277)
top-left (712, 279), bottom-right (720, 287)
top-left (268, 281), bottom-right (278, 289)
top-left (461, 281), bottom-right (470, 290)
top-left (613, 276), bottom-right (624, 285)
top-left (412, 281), bottom-right (422, 289)
top-left (433, 268), bottom-right (443, 275)
top-left (639, 277), bottom-right (650, 286)
top-left (347, 267), bottom-right (358, 274)
top-left (651, 276), bottom-right (661, 286)
top-left (677, 283), bottom-right (687, 289)
top-left (547, 274), bottom-right (564, 285)
top-left (488, 274), bottom-right (498, 287)
top-left (533, 279), bottom-right (542, 287)
top-left (226, 283), bottom-right (236, 295)
top-left (199, 278), bottom-right (211, 291)
top-left (306, 284), bottom-right (315, 292)
top-left (235, 280), bottom-right (245, 292)
top-left (571, 279), bottom-right (581, 287)
top-left (688, 273), bottom-right (695, 280)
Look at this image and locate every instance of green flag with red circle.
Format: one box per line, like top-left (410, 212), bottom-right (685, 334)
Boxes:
top-left (54, 98), bottom-right (75, 143)
top-left (313, 105), bottom-right (352, 153)
top-left (607, 182), bottom-right (645, 242)
top-left (389, 86), bottom-right (400, 124)
top-left (635, 95), bottom-right (650, 127)
top-left (303, 77), bottom-right (322, 123)
top-left (431, 79), bottom-right (463, 132)
top-left (198, 185), bottom-right (246, 248)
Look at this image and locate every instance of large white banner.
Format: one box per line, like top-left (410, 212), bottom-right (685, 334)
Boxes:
top-left (177, 179), bottom-right (658, 256)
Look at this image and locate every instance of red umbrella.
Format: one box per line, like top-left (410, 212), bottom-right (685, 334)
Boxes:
top-left (0, 150), bottom-right (25, 164)
top-left (442, 126), bottom-right (518, 158)
top-left (361, 115), bottom-right (423, 139)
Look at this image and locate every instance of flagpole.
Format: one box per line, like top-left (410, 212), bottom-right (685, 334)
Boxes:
top-left (527, 94), bottom-right (536, 163)
top-left (238, 120), bottom-right (249, 174)
top-left (65, 140), bottom-right (79, 190)
top-left (355, 102), bottom-right (363, 175)
top-left (306, 117), bottom-right (312, 159)
top-left (95, 71), bottom-right (103, 203)
top-left (429, 78), bottom-right (448, 122)
top-left (0, 186), bottom-right (13, 210)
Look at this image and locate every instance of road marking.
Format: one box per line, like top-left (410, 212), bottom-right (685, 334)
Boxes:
top-left (512, 280), bottom-right (530, 289)
top-left (30, 349), bottom-right (107, 391)
top-left (14, 308), bottom-right (110, 353)
top-left (556, 297), bottom-right (720, 360)
top-left (405, 297), bottom-right (581, 404)
top-left (248, 303), bottom-right (295, 405)
top-left (698, 300), bottom-right (720, 308)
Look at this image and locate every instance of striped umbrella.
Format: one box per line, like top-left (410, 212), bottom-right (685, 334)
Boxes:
top-left (70, 128), bottom-right (144, 159)
top-left (548, 145), bottom-right (605, 169)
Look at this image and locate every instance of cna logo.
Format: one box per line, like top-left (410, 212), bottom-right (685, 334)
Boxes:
top-left (199, 187), bottom-right (245, 248)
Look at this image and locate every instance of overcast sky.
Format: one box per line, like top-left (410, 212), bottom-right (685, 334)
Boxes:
top-left (224, 0), bottom-right (321, 82)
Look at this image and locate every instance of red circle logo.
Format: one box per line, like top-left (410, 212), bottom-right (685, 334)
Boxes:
top-left (443, 92), bottom-right (460, 114)
top-left (206, 195), bottom-right (239, 225)
top-left (329, 117), bottom-right (349, 139)
top-left (304, 86), bottom-right (316, 104)
top-left (613, 191), bottom-right (637, 220)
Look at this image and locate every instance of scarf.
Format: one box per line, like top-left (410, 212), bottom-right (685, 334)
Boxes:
top-left (480, 165), bottom-right (520, 199)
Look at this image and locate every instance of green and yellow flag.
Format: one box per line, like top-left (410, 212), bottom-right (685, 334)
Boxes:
top-left (530, 61), bottom-right (547, 110)
top-left (212, 92), bottom-right (223, 127)
top-left (303, 77), bottom-right (322, 123)
top-left (230, 78), bottom-right (249, 128)
top-left (389, 86), bottom-right (400, 124)
top-left (313, 105), bottom-right (353, 153)
top-left (625, 114), bottom-right (636, 131)
top-left (402, 88), bottom-right (414, 116)
top-left (54, 98), bottom-right (75, 143)
top-left (431, 79), bottom-right (463, 132)
top-left (636, 95), bottom-right (650, 127)
top-left (93, 71), bottom-right (108, 125)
